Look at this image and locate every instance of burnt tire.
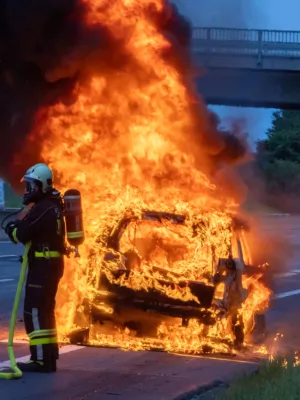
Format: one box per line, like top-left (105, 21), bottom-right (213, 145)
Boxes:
top-left (232, 314), bottom-right (245, 349)
top-left (250, 313), bottom-right (266, 344)
top-left (68, 328), bottom-right (89, 345)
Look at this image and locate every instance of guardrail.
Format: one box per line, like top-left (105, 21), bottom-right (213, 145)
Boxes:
top-left (192, 27), bottom-right (300, 58)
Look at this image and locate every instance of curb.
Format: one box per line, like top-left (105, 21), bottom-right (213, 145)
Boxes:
top-left (173, 380), bottom-right (229, 400)
top-left (173, 362), bottom-right (261, 400)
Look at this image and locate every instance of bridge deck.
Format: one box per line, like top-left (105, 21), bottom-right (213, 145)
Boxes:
top-left (192, 28), bottom-right (300, 70)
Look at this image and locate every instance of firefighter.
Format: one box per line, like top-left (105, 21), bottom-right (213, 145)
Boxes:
top-left (5, 163), bottom-right (65, 373)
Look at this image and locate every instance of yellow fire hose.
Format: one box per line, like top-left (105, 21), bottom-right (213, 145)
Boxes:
top-left (0, 243), bottom-right (31, 380)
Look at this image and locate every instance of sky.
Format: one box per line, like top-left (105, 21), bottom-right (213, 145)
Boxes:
top-left (173, 0), bottom-right (300, 148)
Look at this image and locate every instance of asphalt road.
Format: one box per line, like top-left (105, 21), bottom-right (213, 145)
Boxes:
top-left (0, 242), bottom-right (24, 336)
top-left (0, 215), bottom-right (300, 399)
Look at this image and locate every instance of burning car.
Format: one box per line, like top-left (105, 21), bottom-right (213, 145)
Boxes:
top-left (67, 208), bottom-right (269, 353)
top-left (9, 0), bottom-right (271, 356)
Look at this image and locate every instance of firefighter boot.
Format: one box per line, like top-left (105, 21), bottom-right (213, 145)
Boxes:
top-left (17, 359), bottom-right (55, 373)
top-left (17, 347), bottom-right (57, 373)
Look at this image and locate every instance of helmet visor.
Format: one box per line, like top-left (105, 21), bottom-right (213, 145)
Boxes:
top-left (21, 176), bottom-right (38, 193)
top-left (20, 176), bottom-right (36, 183)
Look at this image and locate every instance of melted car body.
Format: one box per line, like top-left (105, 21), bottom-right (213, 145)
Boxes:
top-left (69, 210), bottom-right (265, 348)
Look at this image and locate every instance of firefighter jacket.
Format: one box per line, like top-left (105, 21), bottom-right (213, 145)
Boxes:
top-left (12, 191), bottom-right (65, 280)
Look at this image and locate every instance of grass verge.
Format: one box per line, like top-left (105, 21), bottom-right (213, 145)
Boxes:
top-left (220, 358), bottom-right (300, 400)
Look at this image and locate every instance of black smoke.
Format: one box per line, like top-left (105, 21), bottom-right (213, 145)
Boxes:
top-left (0, 0), bottom-right (90, 184)
top-left (0, 0), bottom-right (247, 189)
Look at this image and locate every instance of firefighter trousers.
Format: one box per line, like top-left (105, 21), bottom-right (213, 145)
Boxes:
top-left (24, 300), bottom-right (58, 365)
top-left (23, 261), bottom-right (62, 367)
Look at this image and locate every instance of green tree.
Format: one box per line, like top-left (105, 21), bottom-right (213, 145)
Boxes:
top-left (256, 110), bottom-right (300, 194)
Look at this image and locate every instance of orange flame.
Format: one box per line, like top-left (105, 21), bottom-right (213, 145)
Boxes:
top-left (18, 0), bottom-right (271, 354)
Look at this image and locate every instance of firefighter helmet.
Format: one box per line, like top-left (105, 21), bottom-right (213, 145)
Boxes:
top-left (21, 163), bottom-right (53, 193)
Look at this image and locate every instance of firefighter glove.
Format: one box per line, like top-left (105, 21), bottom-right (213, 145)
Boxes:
top-left (5, 221), bottom-right (18, 244)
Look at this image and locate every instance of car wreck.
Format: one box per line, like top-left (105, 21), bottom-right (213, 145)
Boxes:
top-left (67, 209), bottom-right (268, 352)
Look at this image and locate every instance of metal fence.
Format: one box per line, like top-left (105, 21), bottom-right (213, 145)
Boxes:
top-left (192, 27), bottom-right (300, 58)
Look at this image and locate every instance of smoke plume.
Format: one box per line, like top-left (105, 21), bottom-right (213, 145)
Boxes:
top-left (0, 0), bottom-right (247, 191)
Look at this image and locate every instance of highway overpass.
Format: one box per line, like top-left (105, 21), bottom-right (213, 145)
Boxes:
top-left (192, 27), bottom-right (300, 109)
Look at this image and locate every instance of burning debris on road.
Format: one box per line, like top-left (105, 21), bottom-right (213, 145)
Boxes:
top-left (0, 0), bottom-right (271, 354)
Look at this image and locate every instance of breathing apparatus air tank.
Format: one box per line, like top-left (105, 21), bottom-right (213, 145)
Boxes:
top-left (63, 189), bottom-right (85, 247)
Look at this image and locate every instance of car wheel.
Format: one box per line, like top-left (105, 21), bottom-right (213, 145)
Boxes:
top-left (248, 313), bottom-right (267, 344)
top-left (231, 314), bottom-right (245, 349)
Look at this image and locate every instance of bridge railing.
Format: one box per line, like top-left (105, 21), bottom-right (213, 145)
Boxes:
top-left (192, 27), bottom-right (300, 58)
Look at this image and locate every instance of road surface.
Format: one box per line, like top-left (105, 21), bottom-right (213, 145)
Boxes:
top-left (0, 215), bottom-right (299, 399)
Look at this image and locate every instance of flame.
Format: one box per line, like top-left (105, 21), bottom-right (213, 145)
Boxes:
top-left (17, 0), bottom-right (271, 354)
